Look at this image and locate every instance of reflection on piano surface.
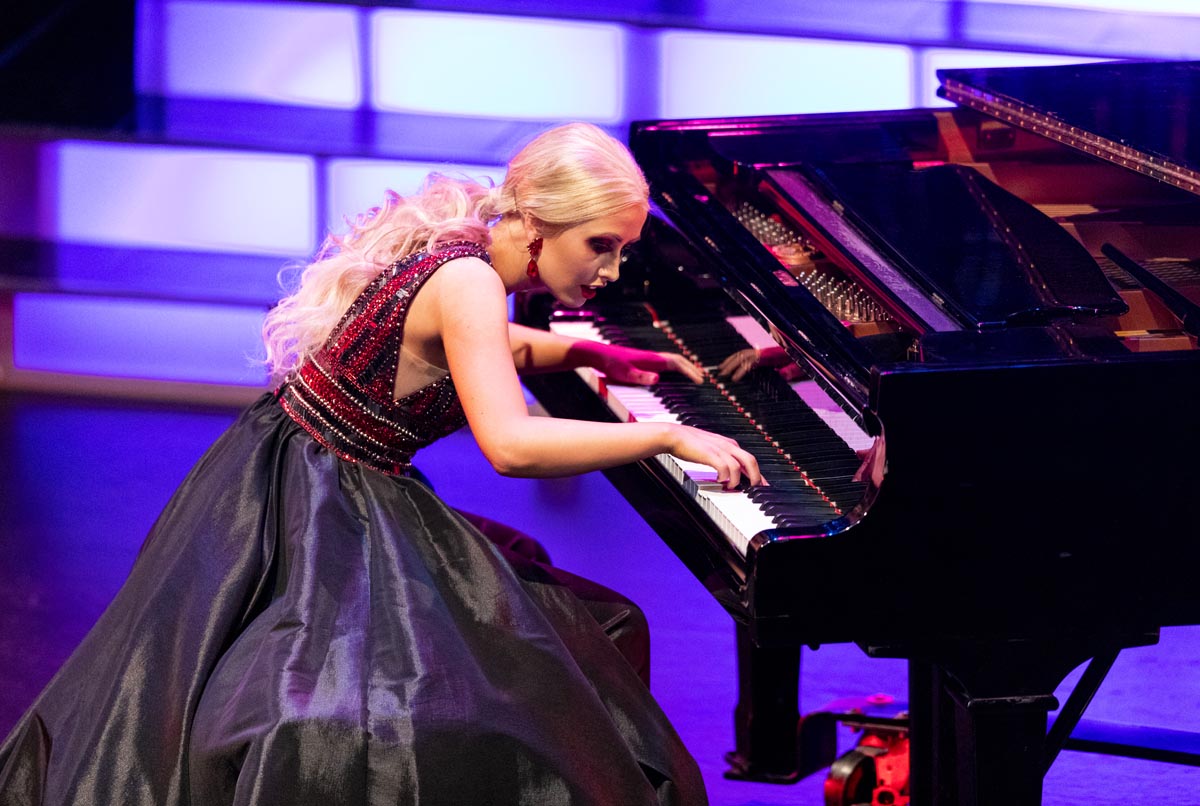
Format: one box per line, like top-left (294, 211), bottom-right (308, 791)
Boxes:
top-left (516, 61), bottom-right (1200, 806)
top-left (550, 313), bottom-right (873, 557)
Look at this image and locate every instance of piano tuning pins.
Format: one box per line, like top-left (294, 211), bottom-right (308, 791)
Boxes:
top-left (734, 202), bottom-right (808, 248)
top-left (733, 200), bottom-right (889, 324)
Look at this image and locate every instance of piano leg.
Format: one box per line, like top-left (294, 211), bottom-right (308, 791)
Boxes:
top-left (902, 631), bottom-right (1158, 806)
top-left (906, 659), bottom-right (941, 804)
top-left (725, 625), bottom-right (838, 783)
top-left (909, 659), bottom-right (1054, 806)
top-left (725, 624), bottom-right (802, 782)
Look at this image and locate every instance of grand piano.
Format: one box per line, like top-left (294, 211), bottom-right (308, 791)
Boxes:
top-left (516, 60), bottom-right (1200, 805)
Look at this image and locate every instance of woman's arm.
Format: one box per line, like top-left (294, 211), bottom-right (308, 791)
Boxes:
top-left (507, 322), bottom-right (577, 373)
top-left (433, 259), bottom-right (762, 487)
top-left (508, 322), bottom-right (704, 384)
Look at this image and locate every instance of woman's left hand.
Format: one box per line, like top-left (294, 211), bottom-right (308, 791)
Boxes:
top-left (569, 341), bottom-right (704, 385)
top-left (717, 345), bottom-right (807, 383)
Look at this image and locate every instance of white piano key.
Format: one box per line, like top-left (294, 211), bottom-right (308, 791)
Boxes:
top-left (548, 316), bottom-right (833, 557)
top-left (549, 320), bottom-right (605, 340)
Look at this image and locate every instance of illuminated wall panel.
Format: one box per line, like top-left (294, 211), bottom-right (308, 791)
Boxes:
top-left (970, 0), bottom-right (1200, 13)
top-left (660, 31), bottom-right (913, 118)
top-left (13, 293), bottom-right (268, 386)
top-left (325, 158), bottom-right (504, 234)
top-left (137, 0), bottom-right (362, 108)
top-left (48, 141), bottom-right (315, 255)
top-left (920, 50), bottom-right (1106, 106)
top-left (372, 11), bottom-right (624, 121)
top-left (966, 0), bottom-right (1200, 57)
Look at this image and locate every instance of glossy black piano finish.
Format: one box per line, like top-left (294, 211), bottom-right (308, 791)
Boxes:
top-left (519, 61), bottom-right (1200, 806)
top-left (629, 91), bottom-right (1200, 639)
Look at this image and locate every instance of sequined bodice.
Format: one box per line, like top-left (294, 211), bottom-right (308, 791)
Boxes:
top-left (278, 242), bottom-right (489, 475)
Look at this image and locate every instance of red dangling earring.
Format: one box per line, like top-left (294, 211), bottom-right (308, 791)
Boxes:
top-left (526, 237), bottom-right (543, 279)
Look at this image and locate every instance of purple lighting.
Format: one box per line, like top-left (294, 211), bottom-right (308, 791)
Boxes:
top-left (13, 293), bottom-right (269, 386)
top-left (659, 31), bottom-right (913, 118)
top-left (46, 141), bottom-right (316, 256)
top-left (137, 0), bottom-right (362, 108)
top-left (371, 10), bottom-right (625, 121)
top-left (325, 158), bottom-right (504, 233)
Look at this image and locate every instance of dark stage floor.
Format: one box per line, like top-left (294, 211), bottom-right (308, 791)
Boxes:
top-left (2, 391), bottom-right (1199, 804)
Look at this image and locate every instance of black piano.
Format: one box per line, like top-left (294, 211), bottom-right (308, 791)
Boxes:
top-left (516, 60), bottom-right (1200, 806)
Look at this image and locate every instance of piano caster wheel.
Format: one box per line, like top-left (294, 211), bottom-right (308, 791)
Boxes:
top-left (824, 747), bottom-right (882, 806)
top-left (824, 726), bottom-right (910, 806)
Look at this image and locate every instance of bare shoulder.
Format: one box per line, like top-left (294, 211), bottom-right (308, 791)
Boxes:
top-left (418, 255), bottom-right (507, 326)
top-left (431, 254), bottom-right (501, 288)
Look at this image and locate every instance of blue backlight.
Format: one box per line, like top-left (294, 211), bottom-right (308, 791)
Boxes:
top-left (970, 0), bottom-right (1200, 13)
top-left (48, 141), bottom-right (316, 256)
top-left (137, 0), bottom-right (363, 108)
top-left (325, 157), bottom-right (504, 233)
top-left (13, 293), bottom-right (269, 386)
top-left (659, 30), bottom-right (913, 118)
top-left (372, 10), bottom-right (625, 121)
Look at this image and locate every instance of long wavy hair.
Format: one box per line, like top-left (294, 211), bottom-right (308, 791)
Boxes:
top-left (262, 123), bottom-right (648, 379)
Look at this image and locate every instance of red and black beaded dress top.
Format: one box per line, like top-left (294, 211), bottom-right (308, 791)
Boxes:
top-left (277, 242), bottom-right (487, 475)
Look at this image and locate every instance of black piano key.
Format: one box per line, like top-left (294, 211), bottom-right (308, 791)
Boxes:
top-left (772, 517), bottom-right (832, 530)
top-left (758, 501), bottom-right (836, 518)
top-left (751, 488), bottom-right (822, 503)
top-left (761, 506), bottom-right (842, 523)
top-left (748, 485), bottom-right (829, 500)
top-left (590, 313), bottom-right (869, 517)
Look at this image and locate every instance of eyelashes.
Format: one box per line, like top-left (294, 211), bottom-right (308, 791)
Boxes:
top-left (589, 238), bottom-right (641, 258)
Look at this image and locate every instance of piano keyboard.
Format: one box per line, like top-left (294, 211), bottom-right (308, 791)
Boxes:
top-left (549, 313), bottom-right (872, 557)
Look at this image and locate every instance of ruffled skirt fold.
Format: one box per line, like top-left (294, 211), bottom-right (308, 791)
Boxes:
top-left (0, 395), bottom-right (705, 806)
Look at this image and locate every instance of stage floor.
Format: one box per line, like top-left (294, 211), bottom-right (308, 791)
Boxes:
top-left (2, 391), bottom-right (1198, 804)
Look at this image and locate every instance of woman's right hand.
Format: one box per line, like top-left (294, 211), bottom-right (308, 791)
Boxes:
top-left (666, 424), bottom-right (765, 490)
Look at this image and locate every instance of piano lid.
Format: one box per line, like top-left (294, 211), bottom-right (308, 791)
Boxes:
top-left (795, 161), bottom-right (1129, 327)
top-left (938, 60), bottom-right (1200, 198)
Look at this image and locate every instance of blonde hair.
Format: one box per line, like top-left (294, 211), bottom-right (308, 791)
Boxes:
top-left (490, 122), bottom-right (650, 234)
top-left (263, 123), bottom-right (648, 379)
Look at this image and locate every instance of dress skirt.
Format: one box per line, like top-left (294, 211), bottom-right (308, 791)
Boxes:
top-left (0, 395), bottom-right (706, 806)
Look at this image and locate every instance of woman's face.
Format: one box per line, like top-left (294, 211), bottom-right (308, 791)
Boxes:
top-left (537, 205), bottom-right (647, 308)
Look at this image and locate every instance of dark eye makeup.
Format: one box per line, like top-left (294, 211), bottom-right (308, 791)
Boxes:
top-left (589, 238), bottom-right (615, 255)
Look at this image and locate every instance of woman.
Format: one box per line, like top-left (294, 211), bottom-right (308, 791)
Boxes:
top-left (0, 123), bottom-right (761, 805)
